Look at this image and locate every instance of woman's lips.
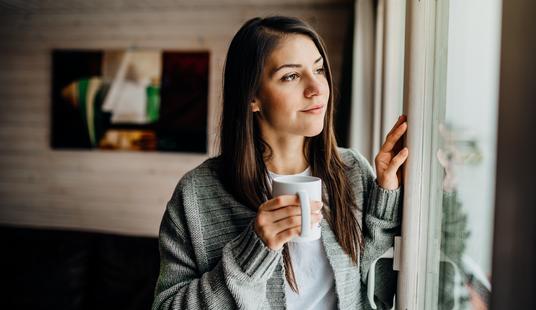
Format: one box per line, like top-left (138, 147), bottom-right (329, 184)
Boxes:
top-left (301, 104), bottom-right (325, 114)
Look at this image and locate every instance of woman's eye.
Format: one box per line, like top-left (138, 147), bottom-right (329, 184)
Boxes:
top-left (315, 67), bottom-right (325, 74)
top-left (282, 73), bottom-right (299, 81)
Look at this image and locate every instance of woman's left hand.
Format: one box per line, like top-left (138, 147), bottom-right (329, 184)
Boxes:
top-left (375, 115), bottom-right (409, 190)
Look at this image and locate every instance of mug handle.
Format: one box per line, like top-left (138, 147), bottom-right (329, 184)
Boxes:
top-left (297, 190), bottom-right (311, 237)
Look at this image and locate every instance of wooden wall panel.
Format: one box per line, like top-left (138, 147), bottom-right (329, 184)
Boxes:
top-left (0, 0), bottom-right (353, 236)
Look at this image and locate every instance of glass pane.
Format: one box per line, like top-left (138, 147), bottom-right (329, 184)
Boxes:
top-left (426, 0), bottom-right (502, 309)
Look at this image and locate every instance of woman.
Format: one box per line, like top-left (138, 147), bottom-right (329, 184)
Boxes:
top-left (152, 16), bottom-right (408, 310)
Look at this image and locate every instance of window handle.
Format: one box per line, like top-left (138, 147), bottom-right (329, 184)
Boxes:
top-left (367, 236), bottom-right (401, 309)
top-left (367, 240), bottom-right (465, 310)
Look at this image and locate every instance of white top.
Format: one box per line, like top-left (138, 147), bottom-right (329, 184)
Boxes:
top-left (268, 167), bottom-right (337, 310)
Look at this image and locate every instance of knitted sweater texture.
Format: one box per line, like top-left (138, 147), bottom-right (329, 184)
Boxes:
top-left (152, 148), bottom-right (402, 309)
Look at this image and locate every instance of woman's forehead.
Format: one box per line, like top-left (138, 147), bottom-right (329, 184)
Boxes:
top-left (267, 34), bottom-right (323, 68)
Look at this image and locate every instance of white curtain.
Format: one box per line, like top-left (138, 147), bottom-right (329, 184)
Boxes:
top-left (350, 0), bottom-right (406, 165)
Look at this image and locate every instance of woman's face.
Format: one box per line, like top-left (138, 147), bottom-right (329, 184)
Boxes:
top-left (252, 34), bottom-right (330, 139)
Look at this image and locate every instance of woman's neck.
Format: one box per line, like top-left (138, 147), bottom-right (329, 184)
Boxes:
top-left (263, 134), bottom-right (308, 175)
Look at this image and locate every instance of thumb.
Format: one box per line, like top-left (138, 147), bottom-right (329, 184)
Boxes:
top-left (384, 147), bottom-right (409, 176)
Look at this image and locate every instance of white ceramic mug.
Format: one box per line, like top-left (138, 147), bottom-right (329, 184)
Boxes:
top-left (272, 175), bottom-right (322, 242)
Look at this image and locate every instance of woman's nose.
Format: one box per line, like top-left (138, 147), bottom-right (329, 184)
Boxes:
top-left (304, 77), bottom-right (323, 98)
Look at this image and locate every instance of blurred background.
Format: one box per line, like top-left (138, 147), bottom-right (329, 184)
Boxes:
top-left (0, 1), bottom-right (355, 309)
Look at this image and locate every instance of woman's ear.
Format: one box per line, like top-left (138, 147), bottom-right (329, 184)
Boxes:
top-left (251, 100), bottom-right (261, 112)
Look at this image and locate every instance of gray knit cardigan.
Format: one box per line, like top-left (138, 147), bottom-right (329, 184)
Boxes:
top-left (152, 148), bottom-right (402, 310)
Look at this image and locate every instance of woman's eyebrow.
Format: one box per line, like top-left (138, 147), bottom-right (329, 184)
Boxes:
top-left (270, 56), bottom-right (323, 77)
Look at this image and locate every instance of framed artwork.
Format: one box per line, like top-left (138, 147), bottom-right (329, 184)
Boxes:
top-left (51, 49), bottom-right (209, 153)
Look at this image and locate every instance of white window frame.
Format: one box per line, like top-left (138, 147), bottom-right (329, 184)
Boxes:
top-left (352, 2), bottom-right (449, 306)
top-left (397, 0), bottom-right (443, 309)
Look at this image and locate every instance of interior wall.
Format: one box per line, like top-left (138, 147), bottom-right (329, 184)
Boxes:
top-left (0, 0), bottom-right (353, 236)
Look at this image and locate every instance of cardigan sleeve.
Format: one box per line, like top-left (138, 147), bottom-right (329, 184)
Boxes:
top-left (152, 175), bottom-right (282, 310)
top-left (348, 148), bottom-right (403, 310)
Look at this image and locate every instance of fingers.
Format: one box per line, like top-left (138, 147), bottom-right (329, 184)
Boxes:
top-left (384, 147), bottom-right (409, 176)
top-left (272, 209), bottom-right (323, 231)
top-left (274, 226), bottom-right (301, 246)
top-left (388, 115), bottom-right (407, 135)
top-left (260, 195), bottom-right (300, 211)
top-left (270, 204), bottom-right (301, 222)
top-left (256, 195), bottom-right (324, 250)
top-left (273, 212), bottom-right (323, 244)
top-left (270, 200), bottom-right (323, 222)
top-left (381, 120), bottom-right (408, 153)
top-left (272, 215), bottom-right (302, 232)
top-left (257, 196), bottom-right (322, 230)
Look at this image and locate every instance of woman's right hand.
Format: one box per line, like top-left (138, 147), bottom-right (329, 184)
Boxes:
top-left (254, 195), bottom-right (323, 251)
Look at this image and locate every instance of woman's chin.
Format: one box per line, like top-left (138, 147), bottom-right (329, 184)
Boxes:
top-left (303, 125), bottom-right (325, 137)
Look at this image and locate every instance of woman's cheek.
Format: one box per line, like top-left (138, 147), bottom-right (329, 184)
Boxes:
top-left (321, 82), bottom-right (330, 100)
top-left (271, 94), bottom-right (294, 114)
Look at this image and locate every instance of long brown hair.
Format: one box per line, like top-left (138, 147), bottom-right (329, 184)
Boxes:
top-left (219, 16), bottom-right (363, 293)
